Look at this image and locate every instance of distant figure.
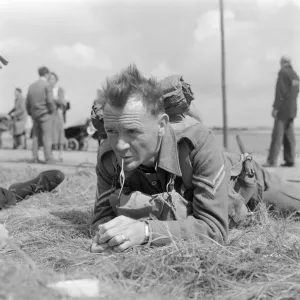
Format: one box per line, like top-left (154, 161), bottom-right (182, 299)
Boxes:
top-left (49, 72), bottom-right (67, 161)
top-left (26, 66), bottom-right (55, 164)
top-left (8, 88), bottom-right (28, 149)
top-left (0, 55), bottom-right (8, 69)
top-left (266, 56), bottom-right (300, 167)
top-left (0, 54), bottom-right (9, 148)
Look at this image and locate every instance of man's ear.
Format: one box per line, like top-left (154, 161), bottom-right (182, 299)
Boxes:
top-left (158, 113), bottom-right (169, 137)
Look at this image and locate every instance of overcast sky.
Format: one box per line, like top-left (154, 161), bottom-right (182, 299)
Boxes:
top-left (1, 0), bottom-right (300, 127)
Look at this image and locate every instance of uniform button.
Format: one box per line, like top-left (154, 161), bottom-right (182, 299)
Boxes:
top-left (151, 181), bottom-right (157, 186)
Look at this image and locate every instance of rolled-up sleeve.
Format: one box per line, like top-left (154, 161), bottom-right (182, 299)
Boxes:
top-left (148, 131), bottom-right (229, 246)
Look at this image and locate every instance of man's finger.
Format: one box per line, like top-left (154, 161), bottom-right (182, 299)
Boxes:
top-left (98, 226), bottom-right (124, 244)
top-left (113, 241), bottom-right (132, 252)
top-left (90, 242), bottom-right (110, 253)
top-left (108, 234), bottom-right (130, 248)
top-left (98, 216), bottom-right (124, 232)
top-left (92, 231), bottom-right (101, 244)
top-left (98, 225), bottom-right (106, 236)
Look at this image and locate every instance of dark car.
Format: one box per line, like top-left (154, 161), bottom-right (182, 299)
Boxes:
top-left (64, 118), bottom-right (97, 151)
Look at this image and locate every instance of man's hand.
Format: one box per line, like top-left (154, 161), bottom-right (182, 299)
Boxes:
top-left (90, 216), bottom-right (146, 253)
top-left (90, 232), bottom-right (111, 253)
top-left (272, 109), bottom-right (278, 119)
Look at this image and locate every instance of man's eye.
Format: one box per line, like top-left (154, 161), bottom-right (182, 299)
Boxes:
top-left (106, 129), bottom-right (117, 134)
top-left (127, 129), bottom-right (139, 135)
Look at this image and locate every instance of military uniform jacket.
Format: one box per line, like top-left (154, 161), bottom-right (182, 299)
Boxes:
top-left (93, 123), bottom-right (232, 246)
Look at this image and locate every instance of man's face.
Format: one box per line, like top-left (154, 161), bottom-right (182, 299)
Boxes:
top-left (49, 74), bottom-right (57, 86)
top-left (103, 96), bottom-right (168, 172)
top-left (44, 72), bottom-right (50, 81)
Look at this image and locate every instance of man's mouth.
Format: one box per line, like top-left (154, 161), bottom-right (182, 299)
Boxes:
top-left (120, 156), bottom-right (132, 161)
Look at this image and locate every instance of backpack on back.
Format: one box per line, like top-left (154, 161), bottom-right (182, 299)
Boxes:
top-left (159, 75), bottom-right (195, 117)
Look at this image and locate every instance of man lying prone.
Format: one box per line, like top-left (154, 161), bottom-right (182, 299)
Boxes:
top-left (90, 64), bottom-right (300, 253)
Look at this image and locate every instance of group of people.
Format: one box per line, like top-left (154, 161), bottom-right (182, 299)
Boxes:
top-left (1, 57), bottom-right (300, 254)
top-left (26, 67), bottom-right (68, 163)
top-left (6, 66), bottom-right (68, 163)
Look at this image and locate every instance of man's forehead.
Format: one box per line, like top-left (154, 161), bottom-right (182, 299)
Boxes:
top-left (103, 96), bottom-right (148, 116)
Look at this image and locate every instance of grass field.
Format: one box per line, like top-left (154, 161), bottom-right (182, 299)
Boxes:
top-left (1, 168), bottom-right (300, 299)
top-left (1, 132), bottom-right (300, 299)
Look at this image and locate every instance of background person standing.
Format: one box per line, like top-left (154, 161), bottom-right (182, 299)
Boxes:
top-left (49, 72), bottom-right (67, 161)
top-left (266, 56), bottom-right (300, 167)
top-left (8, 88), bottom-right (28, 149)
top-left (26, 66), bottom-right (55, 164)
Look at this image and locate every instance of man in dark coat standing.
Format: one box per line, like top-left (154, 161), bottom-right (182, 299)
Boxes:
top-left (26, 66), bottom-right (55, 163)
top-left (266, 56), bottom-right (300, 167)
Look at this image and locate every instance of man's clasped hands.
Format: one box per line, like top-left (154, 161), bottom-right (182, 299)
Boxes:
top-left (90, 215), bottom-right (148, 253)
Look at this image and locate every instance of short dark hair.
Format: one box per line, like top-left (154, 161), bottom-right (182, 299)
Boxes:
top-left (103, 64), bottom-right (164, 116)
top-left (15, 87), bottom-right (22, 93)
top-left (38, 66), bottom-right (50, 77)
top-left (50, 72), bottom-right (59, 81)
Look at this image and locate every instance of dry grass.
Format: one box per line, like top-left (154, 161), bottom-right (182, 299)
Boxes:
top-left (1, 167), bottom-right (300, 299)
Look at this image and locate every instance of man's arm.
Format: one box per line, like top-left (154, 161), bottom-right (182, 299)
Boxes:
top-left (25, 91), bottom-right (31, 116)
top-left (148, 131), bottom-right (229, 246)
top-left (273, 71), bottom-right (290, 110)
top-left (92, 150), bottom-right (117, 226)
top-left (56, 87), bottom-right (67, 106)
top-left (45, 83), bottom-right (55, 114)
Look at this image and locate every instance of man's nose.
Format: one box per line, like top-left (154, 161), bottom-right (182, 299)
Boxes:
top-left (116, 137), bottom-right (130, 152)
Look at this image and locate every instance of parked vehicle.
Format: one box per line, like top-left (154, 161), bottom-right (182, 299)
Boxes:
top-left (64, 118), bottom-right (97, 151)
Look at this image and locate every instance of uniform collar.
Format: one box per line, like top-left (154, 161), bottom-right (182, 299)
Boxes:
top-left (157, 123), bottom-right (182, 177)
